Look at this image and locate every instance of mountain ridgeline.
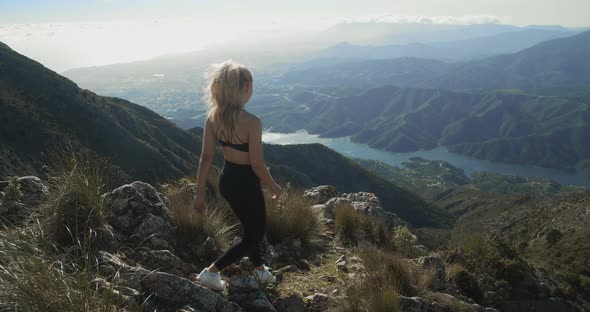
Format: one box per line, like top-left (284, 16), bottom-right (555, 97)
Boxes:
top-left (283, 30), bottom-right (590, 92)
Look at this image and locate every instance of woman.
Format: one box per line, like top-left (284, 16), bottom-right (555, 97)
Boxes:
top-left (191, 60), bottom-right (283, 291)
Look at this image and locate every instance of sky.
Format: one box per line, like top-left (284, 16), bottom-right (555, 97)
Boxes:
top-left (1, 0), bottom-right (589, 72)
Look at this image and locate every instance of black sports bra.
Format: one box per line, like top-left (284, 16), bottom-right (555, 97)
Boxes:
top-left (218, 139), bottom-right (249, 152)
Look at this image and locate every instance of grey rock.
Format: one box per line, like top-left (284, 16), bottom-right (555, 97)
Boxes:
top-left (0, 201), bottom-right (27, 224)
top-left (134, 213), bottom-right (171, 239)
top-left (302, 185), bottom-right (338, 205)
top-left (304, 293), bottom-right (334, 312)
top-left (150, 236), bottom-right (171, 250)
top-left (399, 296), bottom-right (430, 312)
top-left (102, 181), bottom-right (175, 249)
top-left (335, 256), bottom-right (347, 272)
top-left (135, 249), bottom-right (193, 276)
top-left (228, 276), bottom-right (275, 312)
top-left (103, 181), bottom-right (173, 233)
top-left (274, 294), bottom-right (304, 312)
top-left (17, 176), bottom-right (48, 203)
top-left (140, 271), bottom-right (242, 312)
top-left (323, 191), bottom-right (407, 231)
top-left (323, 197), bottom-right (352, 217)
top-left (228, 276), bottom-right (260, 294)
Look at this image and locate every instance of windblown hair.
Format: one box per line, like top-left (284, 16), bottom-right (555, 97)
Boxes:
top-left (203, 60), bottom-right (253, 143)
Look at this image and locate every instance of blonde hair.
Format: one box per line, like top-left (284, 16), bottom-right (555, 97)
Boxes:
top-left (203, 60), bottom-right (253, 143)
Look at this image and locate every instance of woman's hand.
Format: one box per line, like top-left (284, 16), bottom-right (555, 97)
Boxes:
top-left (191, 193), bottom-right (206, 213)
top-left (270, 183), bottom-right (283, 202)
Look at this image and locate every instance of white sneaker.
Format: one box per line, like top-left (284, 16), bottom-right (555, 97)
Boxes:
top-left (196, 268), bottom-right (226, 291)
top-left (254, 265), bottom-right (277, 284)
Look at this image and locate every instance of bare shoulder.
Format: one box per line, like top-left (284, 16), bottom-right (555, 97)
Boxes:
top-left (242, 110), bottom-right (261, 127)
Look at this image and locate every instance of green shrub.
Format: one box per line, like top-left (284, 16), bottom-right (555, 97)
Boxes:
top-left (447, 263), bottom-right (484, 303)
top-left (392, 225), bottom-right (419, 258)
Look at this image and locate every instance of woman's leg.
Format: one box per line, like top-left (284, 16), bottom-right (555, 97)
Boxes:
top-left (212, 174), bottom-right (266, 271)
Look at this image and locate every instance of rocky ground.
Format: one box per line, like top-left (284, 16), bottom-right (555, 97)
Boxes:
top-left (0, 178), bottom-right (585, 312)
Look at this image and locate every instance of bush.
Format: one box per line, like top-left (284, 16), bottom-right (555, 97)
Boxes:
top-left (41, 144), bottom-right (119, 256)
top-left (163, 178), bottom-right (238, 261)
top-left (443, 233), bottom-right (534, 305)
top-left (0, 224), bottom-right (128, 312)
top-left (342, 243), bottom-right (416, 312)
top-left (264, 183), bottom-right (325, 249)
top-left (447, 263), bottom-right (484, 303)
top-left (334, 203), bottom-right (373, 246)
top-left (392, 225), bottom-right (419, 258)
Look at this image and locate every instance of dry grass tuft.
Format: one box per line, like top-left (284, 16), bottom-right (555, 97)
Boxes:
top-left (40, 144), bottom-right (123, 260)
top-left (0, 224), bottom-right (134, 312)
top-left (163, 178), bottom-right (238, 259)
top-left (342, 243), bottom-right (418, 312)
top-left (264, 183), bottom-right (326, 249)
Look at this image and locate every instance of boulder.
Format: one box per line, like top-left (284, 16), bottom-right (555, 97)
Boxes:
top-left (16, 176), bottom-right (49, 205)
top-left (302, 185), bottom-right (337, 205)
top-left (140, 271), bottom-right (242, 312)
top-left (102, 181), bottom-right (175, 249)
top-left (399, 296), bottom-right (430, 312)
top-left (0, 176), bottom-right (48, 224)
top-left (228, 276), bottom-right (275, 312)
top-left (133, 249), bottom-right (194, 277)
top-left (274, 294), bottom-right (304, 312)
top-left (304, 293), bottom-right (334, 312)
top-left (323, 191), bottom-right (406, 231)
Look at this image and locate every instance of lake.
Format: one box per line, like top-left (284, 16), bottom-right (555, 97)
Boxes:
top-left (262, 129), bottom-right (590, 188)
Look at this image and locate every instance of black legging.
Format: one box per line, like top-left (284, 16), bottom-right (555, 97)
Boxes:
top-left (213, 159), bottom-right (266, 270)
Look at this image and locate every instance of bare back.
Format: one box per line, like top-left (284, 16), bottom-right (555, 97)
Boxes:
top-left (210, 109), bottom-right (257, 165)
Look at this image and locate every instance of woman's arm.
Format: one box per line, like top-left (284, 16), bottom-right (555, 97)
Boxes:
top-left (249, 117), bottom-right (282, 195)
top-left (195, 117), bottom-right (217, 197)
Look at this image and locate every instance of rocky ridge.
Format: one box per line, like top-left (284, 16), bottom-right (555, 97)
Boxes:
top-left (0, 178), bottom-right (584, 312)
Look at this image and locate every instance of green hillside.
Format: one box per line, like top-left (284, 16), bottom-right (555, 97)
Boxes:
top-left (0, 41), bottom-right (203, 182)
top-left (262, 85), bottom-right (590, 174)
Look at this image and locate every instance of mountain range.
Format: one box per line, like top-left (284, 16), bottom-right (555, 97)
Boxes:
top-left (281, 30), bottom-right (590, 92)
top-left (260, 85), bottom-right (590, 174)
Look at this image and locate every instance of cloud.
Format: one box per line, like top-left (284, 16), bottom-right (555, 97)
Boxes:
top-left (342, 14), bottom-right (506, 25)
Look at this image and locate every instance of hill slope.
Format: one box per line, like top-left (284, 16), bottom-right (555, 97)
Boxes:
top-left (261, 85), bottom-right (590, 174)
top-left (0, 41), bottom-right (203, 182)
